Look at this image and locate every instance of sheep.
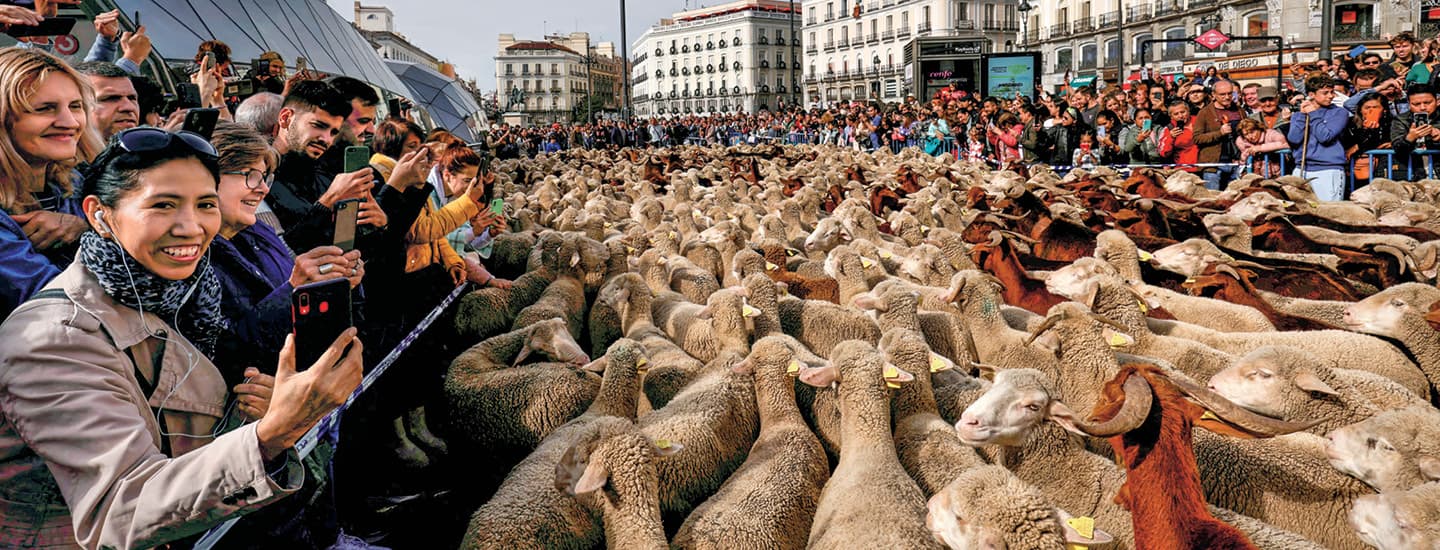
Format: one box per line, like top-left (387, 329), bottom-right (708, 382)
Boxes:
top-left (1348, 482), bottom-right (1440, 549)
top-left (1254, 290), bottom-right (1351, 328)
top-left (1325, 405), bottom-right (1440, 493)
top-left (1204, 213), bottom-right (1342, 270)
top-left (444, 319), bottom-right (594, 464)
top-left (820, 244), bottom-right (876, 304)
top-left (797, 340), bottom-right (942, 549)
top-left (1059, 255), bottom-right (1277, 336)
top-left (671, 335), bottom-right (830, 550)
top-left (453, 267), bottom-right (559, 342)
top-left (512, 275), bottom-right (590, 340)
top-left (555, 428), bottom-right (680, 550)
top-left (600, 272), bottom-right (707, 410)
top-left (1053, 265), bottom-right (1432, 397)
top-left (1207, 346), bottom-right (1428, 435)
top-left (663, 287), bottom-right (756, 364)
top-left (879, 328), bottom-right (988, 496)
top-left (939, 270), bottom-right (1061, 373)
top-left (854, 280), bottom-right (978, 368)
top-left (1343, 282), bottom-right (1440, 403)
top-left (461, 338), bottom-right (650, 549)
top-left (587, 273), bottom-right (628, 358)
top-left (926, 466), bottom-right (1114, 550)
top-left (639, 349), bottom-right (760, 523)
top-left (666, 254), bottom-right (722, 305)
top-left (489, 231), bottom-right (539, 280)
top-left (776, 287), bottom-right (882, 360)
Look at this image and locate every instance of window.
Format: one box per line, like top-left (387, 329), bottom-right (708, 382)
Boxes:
top-left (841, 26), bottom-right (848, 41)
top-left (827, 2), bottom-right (834, 18)
top-left (551, 63), bottom-right (558, 75)
top-left (1080, 43), bottom-right (1097, 67)
top-left (886, 15), bottom-right (893, 30)
top-left (958, 2), bottom-right (970, 20)
top-left (506, 63), bottom-right (514, 75)
top-left (810, 31), bottom-right (817, 45)
top-left (1055, 47), bottom-right (1073, 71)
top-left (1244, 11), bottom-right (1269, 36)
top-left (870, 20), bottom-right (878, 35)
top-left (1081, 1), bottom-right (1090, 18)
top-left (923, 6), bottom-right (931, 24)
top-left (1105, 39), bottom-right (1120, 63)
top-left (984, 4), bottom-right (995, 22)
top-left (901, 11), bottom-right (910, 27)
top-left (808, 6), bottom-right (816, 20)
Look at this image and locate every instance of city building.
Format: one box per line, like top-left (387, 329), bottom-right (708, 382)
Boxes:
top-left (630, 0), bottom-right (804, 118)
top-left (496, 32), bottom-right (617, 123)
top-left (801, 0), bottom-right (1022, 105)
top-left (1020, 0), bottom-right (1423, 89)
top-left (352, 1), bottom-right (443, 69)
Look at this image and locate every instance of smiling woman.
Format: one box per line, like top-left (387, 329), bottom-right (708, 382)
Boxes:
top-left (0, 48), bottom-right (103, 318)
top-left (0, 127), bottom-right (365, 549)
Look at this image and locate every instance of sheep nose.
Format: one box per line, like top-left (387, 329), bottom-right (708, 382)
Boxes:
top-left (958, 413), bottom-right (981, 427)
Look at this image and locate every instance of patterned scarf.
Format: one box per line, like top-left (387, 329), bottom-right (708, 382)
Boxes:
top-left (78, 231), bottom-right (225, 355)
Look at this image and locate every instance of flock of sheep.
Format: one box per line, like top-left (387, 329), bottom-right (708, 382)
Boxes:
top-left (432, 144), bottom-right (1440, 549)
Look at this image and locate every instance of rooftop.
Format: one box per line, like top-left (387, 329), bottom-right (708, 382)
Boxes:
top-left (504, 40), bottom-right (581, 55)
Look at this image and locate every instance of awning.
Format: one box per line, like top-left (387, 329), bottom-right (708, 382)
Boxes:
top-left (1070, 75), bottom-right (1097, 88)
top-left (110, 0), bottom-right (409, 97)
top-left (385, 60), bottom-right (485, 143)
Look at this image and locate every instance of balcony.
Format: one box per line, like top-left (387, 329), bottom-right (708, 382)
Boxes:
top-left (1154, 1), bottom-right (1181, 17)
top-left (806, 45), bottom-right (819, 54)
top-left (897, 26), bottom-right (912, 37)
top-left (1188, 0), bottom-right (1217, 8)
top-left (824, 41), bottom-right (837, 51)
top-left (955, 19), bottom-right (976, 30)
top-left (1126, 4), bottom-right (1152, 21)
top-left (983, 19), bottom-right (1019, 31)
top-left (882, 29), bottom-right (896, 40)
top-left (1048, 22), bottom-right (1070, 37)
top-left (917, 21), bottom-right (932, 34)
top-left (1079, 58), bottom-right (1097, 70)
top-left (824, 12), bottom-right (835, 21)
top-left (806, 17), bottom-right (817, 25)
top-left (1333, 23), bottom-right (1382, 41)
top-left (839, 38), bottom-right (851, 48)
top-left (867, 1), bottom-right (879, 11)
top-left (550, 87), bottom-right (562, 93)
top-left (1074, 16), bottom-right (1094, 33)
top-left (867, 33), bottom-right (880, 43)
top-left (1097, 11), bottom-right (1121, 29)
top-left (1023, 29), bottom-right (1040, 43)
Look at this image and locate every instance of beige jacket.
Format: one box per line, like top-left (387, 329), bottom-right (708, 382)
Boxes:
top-left (0, 262), bottom-right (302, 549)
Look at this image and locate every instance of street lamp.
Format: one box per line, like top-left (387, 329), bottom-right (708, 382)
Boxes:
top-left (1017, 0), bottom-right (1033, 47)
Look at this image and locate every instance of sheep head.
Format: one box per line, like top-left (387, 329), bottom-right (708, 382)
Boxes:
top-left (554, 428), bottom-right (682, 499)
top-left (927, 466), bottom-right (1114, 550)
top-left (515, 319), bottom-right (590, 367)
top-left (1342, 283), bottom-right (1440, 338)
top-left (955, 368), bottom-right (1066, 448)
top-left (1206, 346), bottom-right (1343, 423)
top-left (1348, 480), bottom-right (1440, 550)
top-left (1326, 405), bottom-right (1440, 493)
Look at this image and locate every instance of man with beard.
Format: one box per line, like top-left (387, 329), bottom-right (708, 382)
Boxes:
top-left (268, 81), bottom-right (429, 267)
top-left (316, 76), bottom-right (381, 177)
top-left (73, 62), bottom-right (138, 140)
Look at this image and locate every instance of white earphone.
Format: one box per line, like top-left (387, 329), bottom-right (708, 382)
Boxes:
top-left (93, 209), bottom-right (113, 236)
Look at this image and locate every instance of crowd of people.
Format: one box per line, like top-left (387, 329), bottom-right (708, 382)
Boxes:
top-left (492, 31), bottom-right (1440, 202)
top-left (0, 6), bottom-right (513, 546)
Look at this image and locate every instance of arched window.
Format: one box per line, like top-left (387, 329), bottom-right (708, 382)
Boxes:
top-left (1104, 38), bottom-right (1120, 66)
top-left (1242, 11), bottom-right (1269, 36)
top-left (1055, 47), bottom-right (1073, 72)
top-left (1132, 33), bottom-right (1152, 63)
top-left (1162, 27), bottom-right (1186, 59)
top-left (1080, 43), bottom-right (1097, 69)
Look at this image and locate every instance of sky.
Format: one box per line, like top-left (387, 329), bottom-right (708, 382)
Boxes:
top-left (325, 0), bottom-right (693, 91)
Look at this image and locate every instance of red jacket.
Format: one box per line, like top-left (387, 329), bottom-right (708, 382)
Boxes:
top-left (1158, 121), bottom-right (1198, 171)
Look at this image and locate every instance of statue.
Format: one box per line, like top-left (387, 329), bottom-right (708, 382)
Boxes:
top-left (506, 87), bottom-right (527, 110)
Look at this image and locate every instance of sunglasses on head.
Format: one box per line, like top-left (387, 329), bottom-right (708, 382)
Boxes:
top-left (111, 127), bottom-right (218, 158)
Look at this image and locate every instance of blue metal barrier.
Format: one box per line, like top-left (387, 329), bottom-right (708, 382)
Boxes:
top-left (1245, 149), bottom-right (1292, 177)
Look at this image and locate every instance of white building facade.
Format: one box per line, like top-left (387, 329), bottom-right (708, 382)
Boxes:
top-left (630, 0), bottom-right (803, 118)
top-left (353, 2), bottom-right (442, 69)
top-left (802, 0), bottom-right (1021, 105)
top-left (495, 34), bottom-right (592, 123)
top-left (1021, 0), bottom-right (1426, 89)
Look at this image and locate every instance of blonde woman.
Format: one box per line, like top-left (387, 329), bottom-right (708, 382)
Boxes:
top-left (0, 48), bottom-right (103, 318)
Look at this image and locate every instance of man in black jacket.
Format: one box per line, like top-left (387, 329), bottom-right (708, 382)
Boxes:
top-left (1389, 84), bottom-right (1440, 179)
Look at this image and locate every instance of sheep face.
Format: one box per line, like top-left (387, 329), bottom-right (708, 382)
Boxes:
top-left (926, 489), bottom-right (1007, 550)
top-left (1343, 283), bottom-right (1440, 337)
top-left (1044, 258), bottom-right (1112, 304)
top-left (955, 369), bottom-right (1058, 448)
top-left (525, 319), bottom-right (590, 366)
top-left (1326, 406), bottom-right (1440, 492)
top-left (1150, 239), bottom-right (1226, 277)
top-left (1349, 484), bottom-right (1440, 550)
top-left (1207, 348), bottom-right (1338, 420)
top-left (804, 218), bottom-right (851, 253)
top-left (927, 466), bottom-right (1102, 550)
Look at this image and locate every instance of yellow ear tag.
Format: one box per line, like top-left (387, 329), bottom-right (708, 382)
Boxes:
top-left (921, 224), bottom-right (931, 233)
top-left (787, 249), bottom-right (798, 257)
top-left (626, 246), bottom-right (636, 254)
top-left (603, 221), bottom-right (613, 228)
top-left (1136, 299), bottom-right (1149, 314)
top-left (1138, 250), bottom-right (1153, 262)
top-left (880, 250), bottom-right (893, 259)
top-left (1281, 200), bottom-right (1295, 208)
top-left (668, 231), bottom-right (677, 239)
top-left (1200, 411), bottom-right (1221, 422)
top-left (929, 355), bottom-right (949, 373)
top-left (786, 359), bottom-right (801, 374)
top-left (742, 305), bottom-right (760, 318)
top-left (861, 258), bottom-right (875, 269)
top-left (884, 365), bottom-right (902, 388)
top-left (636, 357), bottom-right (648, 367)
top-left (1108, 333), bottom-right (1130, 349)
top-left (1306, 200), bottom-right (1318, 208)
top-left (1184, 277), bottom-right (1196, 284)
top-left (1066, 516), bottom-right (1096, 539)
top-left (765, 261), bottom-right (779, 271)
top-left (655, 439), bottom-right (673, 450)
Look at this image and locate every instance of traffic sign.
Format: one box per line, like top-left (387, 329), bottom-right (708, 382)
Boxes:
top-left (1194, 29), bottom-right (1231, 50)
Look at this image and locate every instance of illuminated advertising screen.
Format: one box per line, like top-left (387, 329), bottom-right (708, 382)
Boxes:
top-left (982, 53), bottom-right (1042, 100)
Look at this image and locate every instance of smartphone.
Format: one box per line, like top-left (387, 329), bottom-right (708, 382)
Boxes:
top-left (291, 278), bottom-right (352, 371)
top-left (387, 97), bottom-right (404, 118)
top-left (182, 108), bottom-right (219, 139)
top-left (176, 83), bottom-right (202, 108)
top-left (1417, 113), bottom-right (1432, 127)
top-left (224, 79), bottom-right (253, 97)
top-left (1141, 119), bottom-right (1153, 131)
top-left (251, 57), bottom-right (269, 74)
top-left (489, 198), bottom-right (504, 216)
top-left (1349, 45), bottom-right (1367, 58)
top-left (333, 198), bottom-right (360, 252)
top-left (295, 56), bottom-right (308, 74)
top-left (1097, 126), bottom-right (1107, 140)
top-left (343, 145), bottom-right (371, 173)
top-left (5, 16), bottom-right (77, 37)
top-left (203, 51), bottom-right (216, 70)
top-left (133, 11), bottom-right (140, 27)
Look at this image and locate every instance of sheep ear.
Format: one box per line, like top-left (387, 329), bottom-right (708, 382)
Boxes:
top-left (972, 362), bottom-right (998, 381)
top-left (695, 306), bottom-right (714, 320)
top-left (731, 357), bottom-right (755, 375)
top-left (798, 365), bottom-right (840, 388)
top-left (1418, 456), bottom-right (1440, 481)
top-left (571, 458), bottom-right (610, 495)
top-left (1292, 370), bottom-right (1339, 397)
top-left (1047, 401), bottom-right (1090, 438)
top-left (924, 490), bottom-right (964, 541)
top-left (571, 251), bottom-right (582, 268)
top-left (651, 438), bottom-right (684, 457)
top-left (1032, 331), bottom-right (1062, 354)
top-left (1057, 509), bottom-right (1115, 546)
top-left (554, 443), bottom-right (592, 494)
top-left (1101, 327), bottom-right (1135, 349)
top-left (613, 288), bottom-right (631, 308)
top-left (513, 342), bottom-right (534, 367)
top-left (852, 293), bottom-right (884, 311)
top-left (1079, 280), bottom-right (1102, 311)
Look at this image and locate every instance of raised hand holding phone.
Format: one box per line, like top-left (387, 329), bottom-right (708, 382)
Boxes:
top-left (256, 329), bottom-right (363, 460)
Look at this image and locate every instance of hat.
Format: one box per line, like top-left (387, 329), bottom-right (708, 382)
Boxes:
top-left (1257, 86), bottom-right (1278, 99)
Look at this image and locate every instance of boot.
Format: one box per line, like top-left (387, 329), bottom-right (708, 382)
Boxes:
top-left (403, 406), bottom-right (449, 456)
top-left (390, 416), bottom-right (430, 469)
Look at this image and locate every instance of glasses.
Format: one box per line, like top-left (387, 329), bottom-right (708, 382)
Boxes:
top-left (222, 168), bottom-right (274, 189)
top-left (113, 127), bottom-right (218, 158)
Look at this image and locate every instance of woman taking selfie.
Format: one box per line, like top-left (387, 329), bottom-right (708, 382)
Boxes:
top-left (0, 49), bottom-right (103, 318)
top-left (0, 127), bottom-right (362, 549)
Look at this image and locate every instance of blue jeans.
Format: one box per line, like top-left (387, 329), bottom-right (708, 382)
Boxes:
top-left (1201, 166), bottom-right (1238, 190)
top-left (1294, 168), bottom-right (1345, 202)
